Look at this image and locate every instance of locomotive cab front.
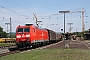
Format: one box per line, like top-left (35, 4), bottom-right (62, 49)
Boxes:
top-left (16, 26), bottom-right (31, 48)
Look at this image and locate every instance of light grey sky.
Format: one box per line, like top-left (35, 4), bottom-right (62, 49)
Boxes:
top-left (0, 0), bottom-right (90, 33)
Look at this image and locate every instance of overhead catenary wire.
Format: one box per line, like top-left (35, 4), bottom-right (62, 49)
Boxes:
top-left (0, 0), bottom-right (33, 24)
top-left (0, 5), bottom-right (31, 24)
top-left (0, 10), bottom-right (26, 24)
top-left (0, 16), bottom-right (25, 25)
top-left (9, 0), bottom-right (32, 19)
top-left (1, 0), bottom-right (32, 21)
top-left (0, 0), bottom-right (57, 32)
top-left (0, 6), bottom-right (28, 18)
top-left (0, 10), bottom-right (17, 16)
top-left (9, 0), bottom-right (28, 10)
top-left (0, 9), bottom-right (33, 24)
top-left (6, 0), bottom-right (55, 23)
top-left (0, 0), bottom-right (60, 27)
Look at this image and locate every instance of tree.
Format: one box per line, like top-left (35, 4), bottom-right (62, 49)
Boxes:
top-left (0, 26), bottom-right (7, 38)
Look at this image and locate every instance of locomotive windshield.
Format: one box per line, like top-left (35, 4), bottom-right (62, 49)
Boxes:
top-left (17, 28), bottom-right (30, 32)
top-left (18, 28), bottom-right (23, 32)
top-left (24, 28), bottom-right (30, 32)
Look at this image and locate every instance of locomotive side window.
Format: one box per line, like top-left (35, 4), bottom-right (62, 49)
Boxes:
top-left (18, 28), bottom-right (23, 32)
top-left (24, 28), bottom-right (30, 32)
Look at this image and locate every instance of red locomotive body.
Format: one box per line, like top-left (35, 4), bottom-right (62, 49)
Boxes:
top-left (16, 24), bottom-right (49, 48)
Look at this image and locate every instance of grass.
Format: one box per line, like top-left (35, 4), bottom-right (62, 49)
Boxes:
top-left (0, 43), bottom-right (16, 47)
top-left (0, 49), bottom-right (90, 60)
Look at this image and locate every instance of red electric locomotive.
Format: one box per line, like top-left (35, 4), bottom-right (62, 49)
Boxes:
top-left (16, 24), bottom-right (49, 48)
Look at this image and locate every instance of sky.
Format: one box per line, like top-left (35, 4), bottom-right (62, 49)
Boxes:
top-left (0, 0), bottom-right (90, 33)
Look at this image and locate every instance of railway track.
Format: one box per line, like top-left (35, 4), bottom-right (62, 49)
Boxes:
top-left (0, 41), bottom-right (60, 57)
top-left (0, 50), bottom-right (20, 57)
top-left (0, 46), bottom-right (34, 57)
top-left (1, 40), bottom-right (90, 57)
top-left (0, 45), bottom-right (19, 57)
top-left (0, 45), bottom-right (16, 49)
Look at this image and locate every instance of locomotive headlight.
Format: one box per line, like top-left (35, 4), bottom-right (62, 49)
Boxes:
top-left (17, 35), bottom-right (21, 38)
top-left (26, 34), bottom-right (30, 37)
